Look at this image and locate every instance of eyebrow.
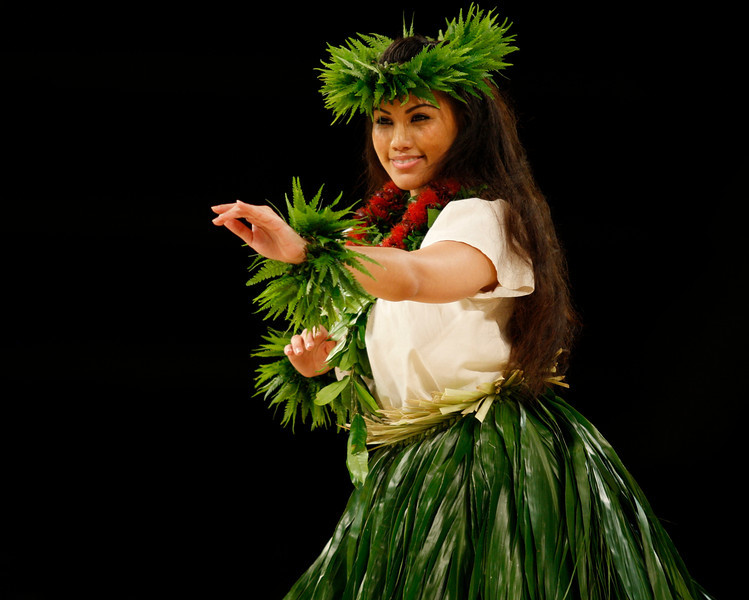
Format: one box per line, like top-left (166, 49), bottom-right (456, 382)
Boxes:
top-left (375, 103), bottom-right (439, 115)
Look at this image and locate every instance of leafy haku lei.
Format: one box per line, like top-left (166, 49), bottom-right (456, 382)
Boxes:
top-left (248, 178), bottom-right (463, 487)
top-left (318, 4), bottom-right (517, 123)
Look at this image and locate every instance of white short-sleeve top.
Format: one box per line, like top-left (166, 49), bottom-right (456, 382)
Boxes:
top-left (364, 198), bottom-right (535, 410)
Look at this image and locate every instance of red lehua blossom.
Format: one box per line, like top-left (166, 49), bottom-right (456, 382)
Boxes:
top-left (441, 180), bottom-right (462, 196)
top-left (417, 189), bottom-right (439, 206)
top-left (369, 197), bottom-right (392, 220)
top-left (383, 223), bottom-right (407, 248)
top-left (404, 200), bottom-right (428, 226)
top-left (383, 181), bottom-right (402, 196)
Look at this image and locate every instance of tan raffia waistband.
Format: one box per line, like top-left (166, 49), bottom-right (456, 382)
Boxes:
top-left (364, 369), bottom-right (568, 447)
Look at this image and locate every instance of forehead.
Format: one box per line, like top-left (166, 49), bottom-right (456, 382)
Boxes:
top-left (374, 94), bottom-right (453, 115)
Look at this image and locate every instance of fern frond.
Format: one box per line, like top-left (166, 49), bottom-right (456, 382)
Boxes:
top-left (246, 259), bottom-right (291, 286)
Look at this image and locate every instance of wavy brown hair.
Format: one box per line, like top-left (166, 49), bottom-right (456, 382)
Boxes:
top-left (363, 36), bottom-right (579, 394)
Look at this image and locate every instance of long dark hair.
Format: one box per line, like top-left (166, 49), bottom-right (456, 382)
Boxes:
top-left (364, 36), bottom-right (579, 393)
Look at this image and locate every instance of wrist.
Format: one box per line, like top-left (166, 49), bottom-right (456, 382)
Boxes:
top-left (289, 238), bottom-right (308, 264)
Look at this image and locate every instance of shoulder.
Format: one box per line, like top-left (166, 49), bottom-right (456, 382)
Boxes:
top-left (421, 197), bottom-right (507, 258)
top-left (423, 197), bottom-right (534, 297)
top-left (424, 197), bottom-right (508, 240)
top-left (437, 197), bottom-right (507, 221)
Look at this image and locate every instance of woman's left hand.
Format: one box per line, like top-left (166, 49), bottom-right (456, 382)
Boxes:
top-left (284, 326), bottom-right (337, 378)
top-left (211, 201), bottom-right (307, 264)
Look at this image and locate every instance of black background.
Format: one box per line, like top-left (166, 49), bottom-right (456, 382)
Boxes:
top-left (2, 3), bottom-right (744, 598)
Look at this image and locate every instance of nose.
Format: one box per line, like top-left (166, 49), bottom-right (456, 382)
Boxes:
top-left (390, 122), bottom-right (412, 151)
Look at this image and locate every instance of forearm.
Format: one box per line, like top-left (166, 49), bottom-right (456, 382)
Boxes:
top-left (349, 246), bottom-right (421, 302)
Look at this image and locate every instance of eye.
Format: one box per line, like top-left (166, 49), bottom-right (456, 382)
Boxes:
top-left (411, 113), bottom-right (430, 122)
top-left (374, 115), bottom-right (392, 126)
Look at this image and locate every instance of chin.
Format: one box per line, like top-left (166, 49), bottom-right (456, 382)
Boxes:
top-left (390, 174), bottom-right (430, 193)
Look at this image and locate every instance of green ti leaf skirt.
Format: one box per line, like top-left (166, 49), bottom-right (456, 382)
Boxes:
top-left (283, 389), bottom-right (713, 600)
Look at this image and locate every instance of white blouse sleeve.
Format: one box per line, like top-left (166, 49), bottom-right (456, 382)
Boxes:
top-left (420, 198), bottom-right (535, 298)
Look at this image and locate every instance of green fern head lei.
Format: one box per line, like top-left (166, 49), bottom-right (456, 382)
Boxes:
top-left (318, 4), bottom-right (518, 123)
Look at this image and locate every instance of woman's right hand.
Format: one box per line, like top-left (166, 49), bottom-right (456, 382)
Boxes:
top-left (284, 327), bottom-right (337, 378)
top-left (211, 200), bottom-right (308, 264)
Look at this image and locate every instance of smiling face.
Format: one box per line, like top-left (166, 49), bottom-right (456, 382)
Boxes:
top-left (371, 92), bottom-right (459, 195)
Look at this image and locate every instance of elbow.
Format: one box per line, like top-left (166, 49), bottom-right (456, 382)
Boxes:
top-left (380, 267), bottom-right (421, 302)
top-left (388, 277), bottom-right (420, 302)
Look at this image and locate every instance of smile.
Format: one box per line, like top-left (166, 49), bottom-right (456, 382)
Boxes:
top-left (390, 156), bottom-right (424, 170)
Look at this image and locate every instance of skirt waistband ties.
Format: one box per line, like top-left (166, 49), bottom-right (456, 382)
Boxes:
top-left (364, 369), bottom-right (567, 447)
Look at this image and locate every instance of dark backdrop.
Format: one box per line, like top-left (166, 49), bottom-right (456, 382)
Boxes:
top-left (2, 3), bottom-right (744, 598)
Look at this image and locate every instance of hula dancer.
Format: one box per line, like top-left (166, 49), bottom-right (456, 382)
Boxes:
top-left (212, 5), bottom-right (713, 599)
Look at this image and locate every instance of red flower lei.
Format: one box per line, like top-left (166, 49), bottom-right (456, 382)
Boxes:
top-left (347, 179), bottom-right (462, 250)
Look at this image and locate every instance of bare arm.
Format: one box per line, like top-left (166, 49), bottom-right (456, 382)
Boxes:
top-left (212, 200), bottom-right (497, 302)
top-left (350, 242), bottom-right (497, 303)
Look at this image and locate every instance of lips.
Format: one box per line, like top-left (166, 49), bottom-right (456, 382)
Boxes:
top-left (390, 155), bottom-right (424, 170)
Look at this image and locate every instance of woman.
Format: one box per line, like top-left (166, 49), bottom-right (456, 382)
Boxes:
top-left (212, 7), bottom-right (711, 599)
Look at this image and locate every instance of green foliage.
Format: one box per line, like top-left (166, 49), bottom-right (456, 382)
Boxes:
top-left (248, 178), bottom-right (376, 332)
top-left (252, 330), bottom-right (347, 431)
top-left (318, 4), bottom-right (518, 123)
top-left (247, 179), bottom-right (380, 487)
top-left (284, 391), bottom-right (713, 599)
top-left (346, 414), bottom-right (369, 488)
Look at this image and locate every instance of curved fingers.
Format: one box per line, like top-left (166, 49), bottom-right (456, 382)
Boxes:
top-left (283, 327), bottom-right (336, 378)
top-left (212, 201), bottom-right (282, 229)
top-left (221, 218), bottom-right (254, 245)
top-left (285, 327), bottom-right (330, 356)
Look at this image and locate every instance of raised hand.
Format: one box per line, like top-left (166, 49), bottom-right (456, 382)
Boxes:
top-left (211, 200), bottom-right (307, 264)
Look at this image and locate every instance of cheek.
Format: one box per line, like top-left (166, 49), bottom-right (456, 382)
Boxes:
top-left (371, 131), bottom-right (387, 155)
top-left (424, 135), bottom-right (449, 162)
top-left (371, 132), bottom-right (391, 168)
top-left (431, 125), bottom-right (458, 161)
